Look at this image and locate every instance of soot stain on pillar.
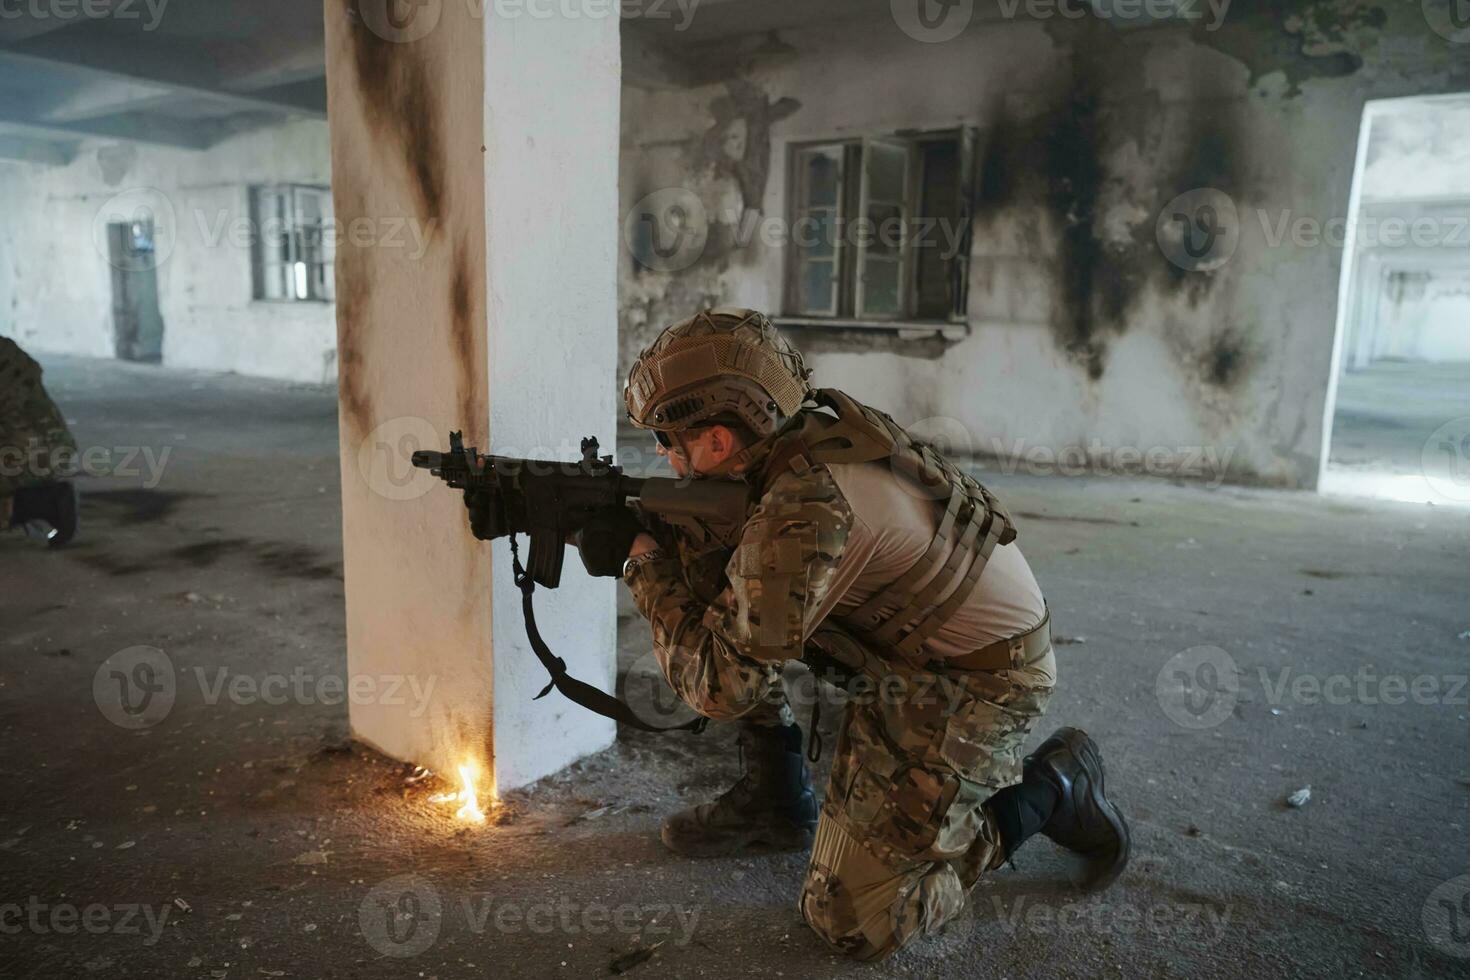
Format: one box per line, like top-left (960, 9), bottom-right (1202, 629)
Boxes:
top-left (449, 235), bottom-right (482, 444)
top-left (334, 239), bottom-right (374, 438)
top-left (345, 0), bottom-right (446, 225)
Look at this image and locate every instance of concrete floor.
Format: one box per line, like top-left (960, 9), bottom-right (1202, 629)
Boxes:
top-left (1325, 359), bottom-right (1470, 504)
top-left (3, 354), bottom-right (1470, 979)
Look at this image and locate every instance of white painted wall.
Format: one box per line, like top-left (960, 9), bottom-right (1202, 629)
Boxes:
top-left (324, 0), bottom-right (618, 796)
top-left (0, 120), bottom-right (337, 384)
top-left (483, 6), bottom-right (620, 792)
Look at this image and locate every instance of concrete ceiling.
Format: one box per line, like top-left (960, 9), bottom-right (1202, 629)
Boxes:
top-left (0, 0), bottom-right (326, 163)
top-left (0, 0), bottom-right (1195, 164)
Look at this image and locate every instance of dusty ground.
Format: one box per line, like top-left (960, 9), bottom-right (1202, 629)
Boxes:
top-left (2, 354), bottom-right (1469, 979)
top-left (1328, 359), bottom-right (1470, 479)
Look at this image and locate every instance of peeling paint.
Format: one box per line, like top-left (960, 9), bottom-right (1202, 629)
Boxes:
top-left (1191, 0), bottom-right (1385, 97)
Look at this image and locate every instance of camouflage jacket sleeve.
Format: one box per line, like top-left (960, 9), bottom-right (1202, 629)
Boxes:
top-left (623, 463), bottom-right (853, 720)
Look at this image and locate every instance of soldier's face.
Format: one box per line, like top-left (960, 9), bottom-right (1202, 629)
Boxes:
top-left (655, 425), bottom-right (746, 478)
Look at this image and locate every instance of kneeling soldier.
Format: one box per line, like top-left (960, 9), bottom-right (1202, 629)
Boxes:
top-left (587, 308), bottom-right (1129, 960)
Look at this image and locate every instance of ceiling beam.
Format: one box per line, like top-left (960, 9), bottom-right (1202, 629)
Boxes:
top-left (0, 133), bottom-right (76, 166)
top-left (0, 45), bottom-right (327, 119)
top-left (0, 113), bottom-right (212, 150)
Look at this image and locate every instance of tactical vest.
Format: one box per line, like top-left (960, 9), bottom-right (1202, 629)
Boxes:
top-left (753, 388), bottom-right (1018, 670)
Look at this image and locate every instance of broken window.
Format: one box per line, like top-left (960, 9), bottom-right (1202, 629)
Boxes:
top-left (784, 129), bottom-right (973, 324)
top-left (250, 185), bottom-right (335, 303)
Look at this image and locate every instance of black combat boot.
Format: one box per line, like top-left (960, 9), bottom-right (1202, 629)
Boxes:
top-left (1021, 727), bottom-right (1130, 890)
top-left (661, 721), bottom-right (818, 858)
top-left (8, 481), bottom-right (79, 548)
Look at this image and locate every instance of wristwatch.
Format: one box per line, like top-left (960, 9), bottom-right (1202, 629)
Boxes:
top-left (622, 548), bottom-right (666, 579)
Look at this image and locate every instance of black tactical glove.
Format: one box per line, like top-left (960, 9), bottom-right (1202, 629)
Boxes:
top-left (575, 507), bottom-right (645, 578)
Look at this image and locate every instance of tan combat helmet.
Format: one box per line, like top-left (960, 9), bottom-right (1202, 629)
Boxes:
top-left (624, 308), bottom-right (813, 441)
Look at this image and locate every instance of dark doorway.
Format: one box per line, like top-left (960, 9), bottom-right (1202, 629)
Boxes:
top-left (107, 219), bottom-right (165, 363)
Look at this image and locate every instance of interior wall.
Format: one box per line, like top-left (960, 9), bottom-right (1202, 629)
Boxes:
top-left (619, 5), bottom-right (1470, 488)
top-left (0, 119), bottom-right (336, 383)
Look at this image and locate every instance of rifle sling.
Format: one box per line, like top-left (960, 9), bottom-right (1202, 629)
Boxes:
top-left (510, 536), bottom-right (708, 736)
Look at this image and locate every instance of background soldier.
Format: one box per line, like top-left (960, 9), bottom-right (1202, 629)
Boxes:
top-left (578, 308), bottom-right (1130, 960)
top-left (0, 336), bottom-right (80, 546)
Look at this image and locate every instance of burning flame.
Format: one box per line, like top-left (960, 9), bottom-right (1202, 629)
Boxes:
top-left (429, 759), bottom-right (488, 824)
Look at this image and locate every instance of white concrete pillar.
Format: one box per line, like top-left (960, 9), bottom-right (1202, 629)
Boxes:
top-left (323, 0), bottom-right (619, 795)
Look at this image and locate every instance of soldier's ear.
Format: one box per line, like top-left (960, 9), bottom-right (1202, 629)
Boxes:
top-left (709, 424), bottom-right (743, 459)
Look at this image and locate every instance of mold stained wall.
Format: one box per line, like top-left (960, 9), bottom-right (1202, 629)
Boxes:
top-left (618, 5), bottom-right (1470, 488)
top-left (0, 119), bottom-right (337, 384)
top-left (326, 0), bottom-right (620, 793)
top-left (325, 0), bottom-right (495, 785)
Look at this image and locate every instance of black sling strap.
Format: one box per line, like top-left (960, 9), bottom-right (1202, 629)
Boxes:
top-left (509, 535), bottom-right (708, 735)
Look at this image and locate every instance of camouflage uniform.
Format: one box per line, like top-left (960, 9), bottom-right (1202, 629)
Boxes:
top-left (626, 458), bottom-right (1055, 960)
top-left (0, 337), bottom-right (78, 501)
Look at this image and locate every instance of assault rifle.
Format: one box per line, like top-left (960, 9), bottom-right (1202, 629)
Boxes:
top-left (410, 430), bottom-right (750, 734)
top-left (410, 431), bottom-right (749, 585)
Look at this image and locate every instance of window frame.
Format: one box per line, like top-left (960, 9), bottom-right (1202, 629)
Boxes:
top-left (781, 127), bottom-right (975, 330)
top-left (249, 183), bottom-right (335, 304)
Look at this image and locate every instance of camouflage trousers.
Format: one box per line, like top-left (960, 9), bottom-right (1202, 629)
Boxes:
top-left (795, 636), bottom-right (1056, 961)
top-left (0, 338), bottom-right (78, 498)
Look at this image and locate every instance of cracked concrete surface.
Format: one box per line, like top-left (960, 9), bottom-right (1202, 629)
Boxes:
top-left (2, 354), bottom-right (1469, 978)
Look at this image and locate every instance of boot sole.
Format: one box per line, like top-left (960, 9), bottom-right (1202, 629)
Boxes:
top-left (660, 821), bottom-right (815, 859)
top-left (1047, 727), bottom-right (1132, 892)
